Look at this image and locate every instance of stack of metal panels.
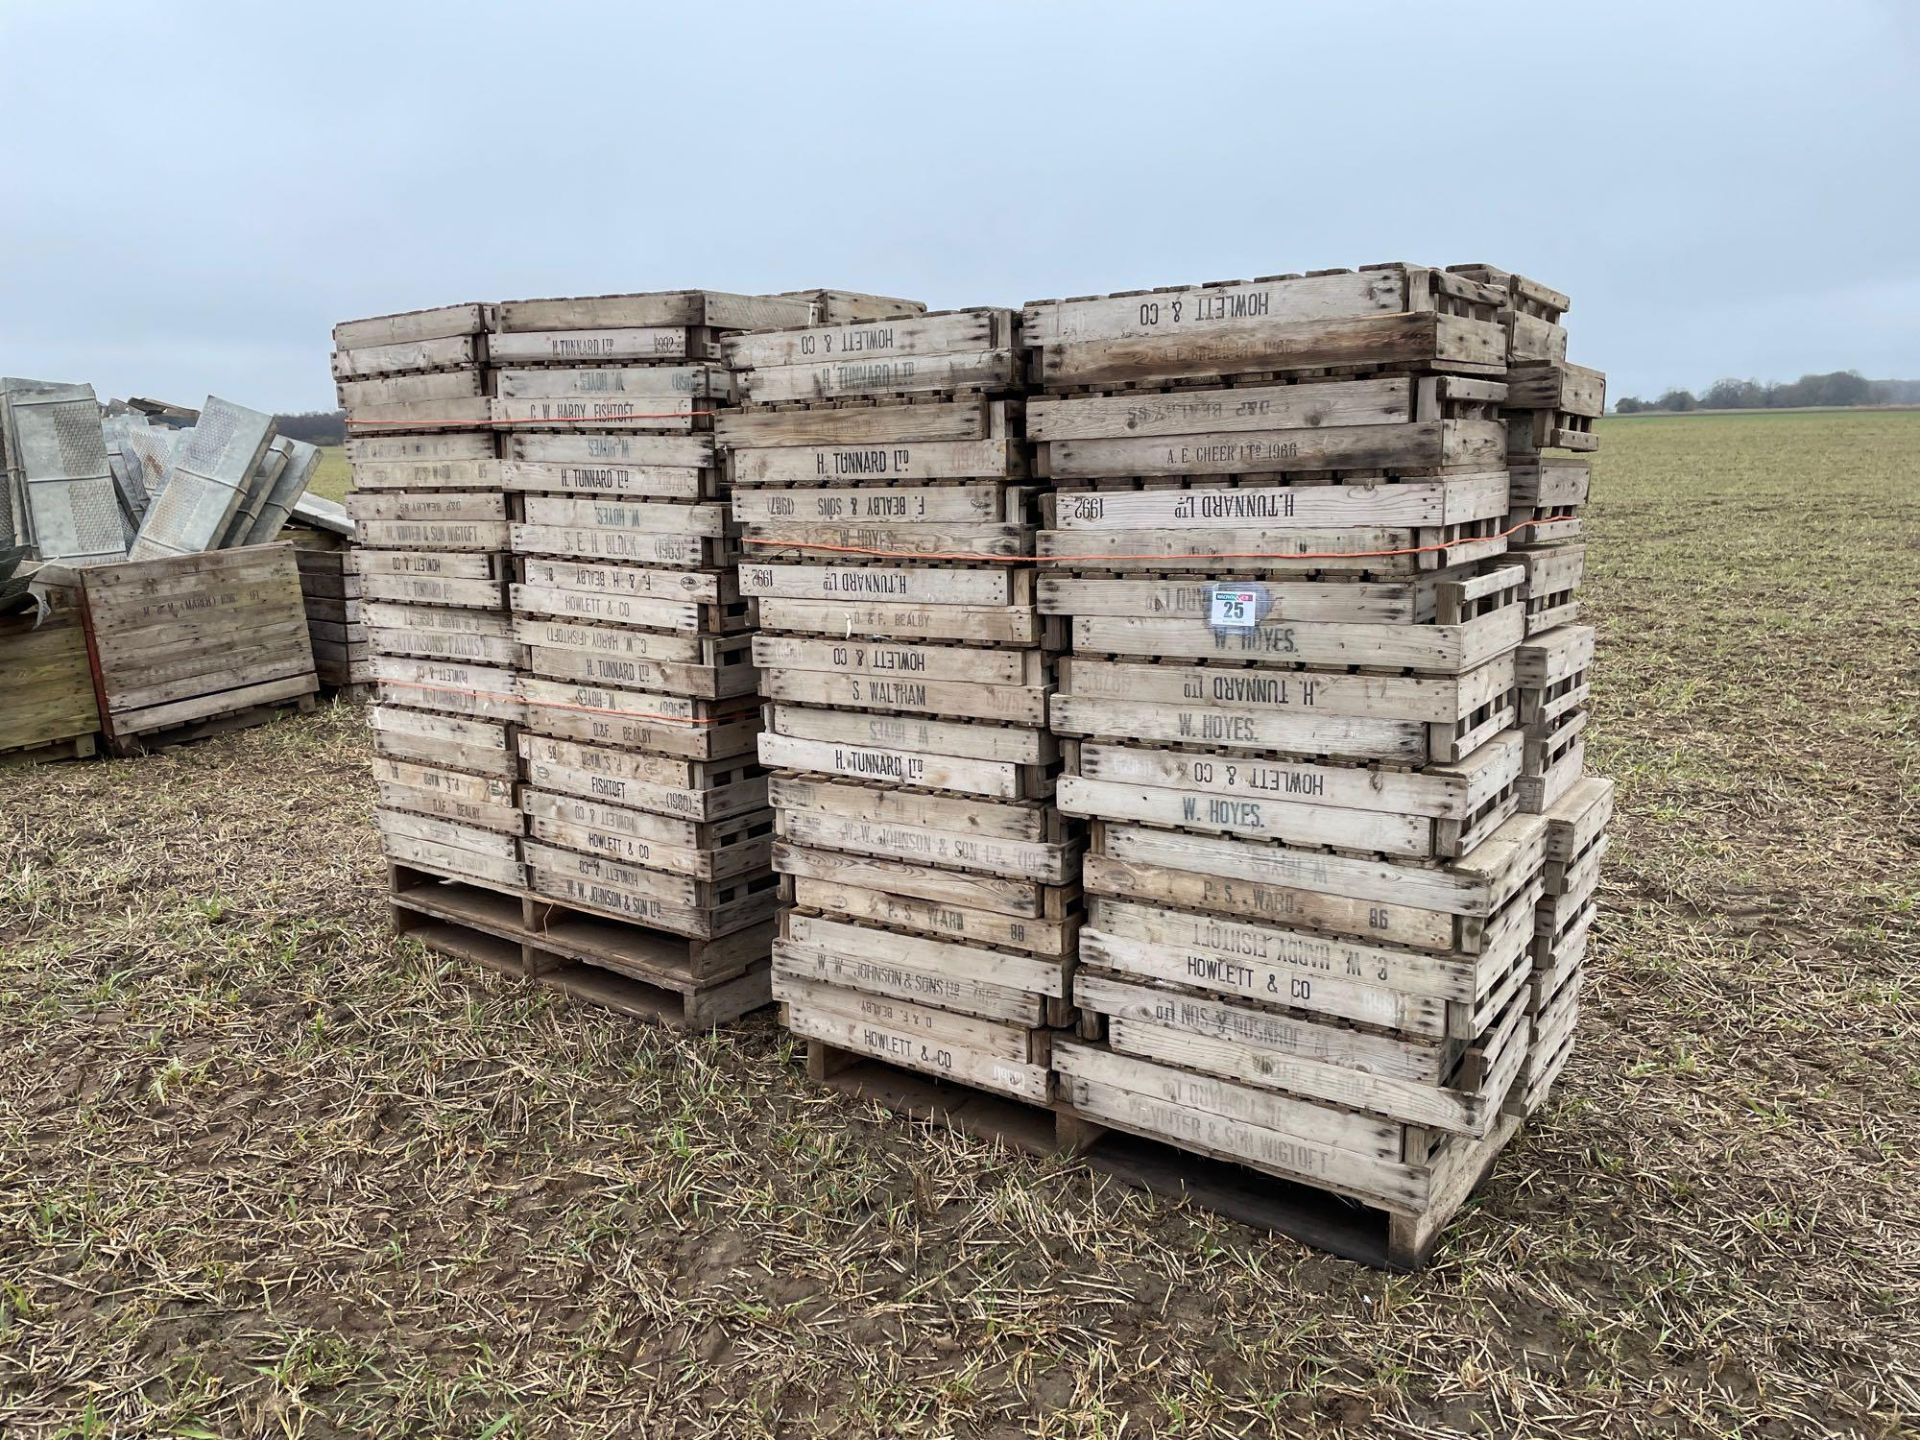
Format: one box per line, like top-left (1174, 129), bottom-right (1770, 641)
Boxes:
top-left (0, 379), bottom-right (127, 567)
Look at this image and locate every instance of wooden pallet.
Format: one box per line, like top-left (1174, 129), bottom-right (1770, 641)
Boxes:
top-left (1059, 1099), bottom-right (1523, 1272)
top-left (802, 1037), bottom-right (1521, 1271)
top-left (0, 732), bottom-right (98, 767)
top-left (103, 691), bottom-right (318, 756)
top-left (389, 862), bottom-right (772, 1029)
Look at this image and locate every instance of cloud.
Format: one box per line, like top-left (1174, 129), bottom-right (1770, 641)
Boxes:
top-left (0, 0), bottom-right (1913, 408)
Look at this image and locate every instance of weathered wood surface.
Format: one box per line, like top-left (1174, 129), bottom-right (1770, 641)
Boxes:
top-left (511, 523), bottom-right (729, 569)
top-left (1515, 624), bottom-right (1596, 688)
top-left (486, 326), bottom-right (712, 364)
top-left (344, 491), bottom-right (507, 524)
top-left (759, 732), bottom-right (1028, 799)
top-left (519, 678), bottom-right (758, 763)
top-left (0, 610), bottom-right (101, 753)
top-left (1505, 362), bottom-right (1606, 418)
top-left (358, 519), bottom-right (512, 552)
top-left (1040, 571), bottom-right (1479, 626)
top-left (504, 431), bottom-right (714, 468)
top-left (768, 703), bottom-right (1055, 764)
top-left (725, 311), bottom-right (1016, 370)
top-left (494, 365), bottom-right (733, 401)
top-left (774, 842), bottom-right (1068, 920)
top-left (1060, 733), bottom-right (1519, 843)
top-left (519, 733), bottom-right (766, 823)
top-left (1047, 474), bottom-right (1507, 527)
top-left (337, 369), bottom-right (482, 410)
top-left (740, 562), bottom-right (1025, 607)
top-left (520, 496), bottom-right (729, 537)
top-left (344, 396), bottom-right (493, 430)
top-left (769, 775), bottom-right (1056, 843)
top-left (1033, 523), bottom-right (1508, 575)
top-left (519, 557), bottom-right (734, 604)
top-left (524, 842), bottom-right (778, 939)
top-left (785, 994), bottom-right (1051, 1103)
top-left (374, 755), bottom-right (520, 831)
top-left (760, 666), bottom-right (1048, 725)
top-left (334, 303), bottom-right (488, 351)
top-left (493, 291), bottom-right (814, 334)
top-left (1541, 775), bottom-right (1614, 863)
top-left (1066, 605), bottom-right (1523, 673)
top-left (775, 804), bottom-right (1076, 883)
top-left (332, 333), bottom-right (480, 380)
top-left (81, 545), bottom-right (318, 735)
top-left (714, 396), bottom-right (1014, 449)
top-left (791, 876), bottom-right (1075, 957)
top-left (1041, 422), bottom-right (1504, 479)
top-left (490, 396), bottom-right (701, 431)
top-left (731, 441), bottom-right (1025, 487)
top-left (1508, 458), bottom-right (1590, 509)
top-left (371, 656), bottom-right (524, 721)
top-left (732, 483), bottom-right (1018, 527)
top-left (343, 455), bottom-right (503, 490)
top-left (369, 705), bottom-right (515, 777)
top-left (501, 461), bottom-right (714, 502)
top-left (1022, 269), bottom-right (1506, 386)
top-left (753, 597), bottom-right (1042, 646)
top-left (349, 432), bottom-right (496, 465)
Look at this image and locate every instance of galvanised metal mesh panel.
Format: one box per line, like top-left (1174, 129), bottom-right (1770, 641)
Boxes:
top-left (221, 440), bottom-right (289, 547)
top-left (244, 437), bottom-right (319, 544)
top-left (102, 417), bottom-right (153, 521)
top-left (0, 378), bottom-right (126, 566)
top-left (0, 412), bottom-right (14, 548)
top-left (130, 396), bottom-right (274, 559)
top-left (107, 451), bottom-right (140, 545)
top-left (0, 544), bottom-right (30, 612)
top-left (122, 422), bottom-right (179, 503)
top-left (291, 492), bottom-right (352, 537)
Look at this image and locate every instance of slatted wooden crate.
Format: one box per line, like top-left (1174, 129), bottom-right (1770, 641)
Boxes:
top-left (290, 532), bottom-right (370, 692)
top-left (333, 304), bottom-right (494, 434)
top-left (76, 543), bottom-right (318, 753)
top-left (0, 587), bottom-right (101, 763)
top-left (1507, 775), bottom-right (1614, 1115)
top-left (723, 308), bottom-right (1081, 1105)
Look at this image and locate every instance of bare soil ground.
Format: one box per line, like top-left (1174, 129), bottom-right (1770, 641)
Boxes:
top-left (3, 412), bottom-right (1916, 1438)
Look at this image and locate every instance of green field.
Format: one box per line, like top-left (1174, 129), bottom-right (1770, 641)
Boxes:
top-left (2, 411), bottom-right (1915, 1438)
top-left (308, 445), bottom-right (352, 503)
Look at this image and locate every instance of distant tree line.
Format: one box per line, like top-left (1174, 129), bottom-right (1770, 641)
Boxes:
top-left (1614, 373), bottom-right (1920, 414)
top-left (274, 410), bottom-right (347, 445)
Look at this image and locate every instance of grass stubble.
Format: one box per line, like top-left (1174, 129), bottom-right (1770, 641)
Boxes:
top-left (0, 412), bottom-right (1915, 1438)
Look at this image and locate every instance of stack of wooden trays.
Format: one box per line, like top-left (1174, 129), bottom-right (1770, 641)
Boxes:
top-left (288, 529), bottom-right (370, 693)
top-left (333, 304), bottom-right (525, 893)
top-left (1028, 266), bottom-right (1556, 1262)
top-left (495, 291), bottom-right (818, 1024)
top-left (722, 307), bottom-right (1080, 1105)
top-left (1449, 265), bottom-right (1614, 1117)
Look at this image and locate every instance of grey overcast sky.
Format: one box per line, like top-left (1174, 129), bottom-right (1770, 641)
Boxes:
top-left (1, 1), bottom-right (1915, 412)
